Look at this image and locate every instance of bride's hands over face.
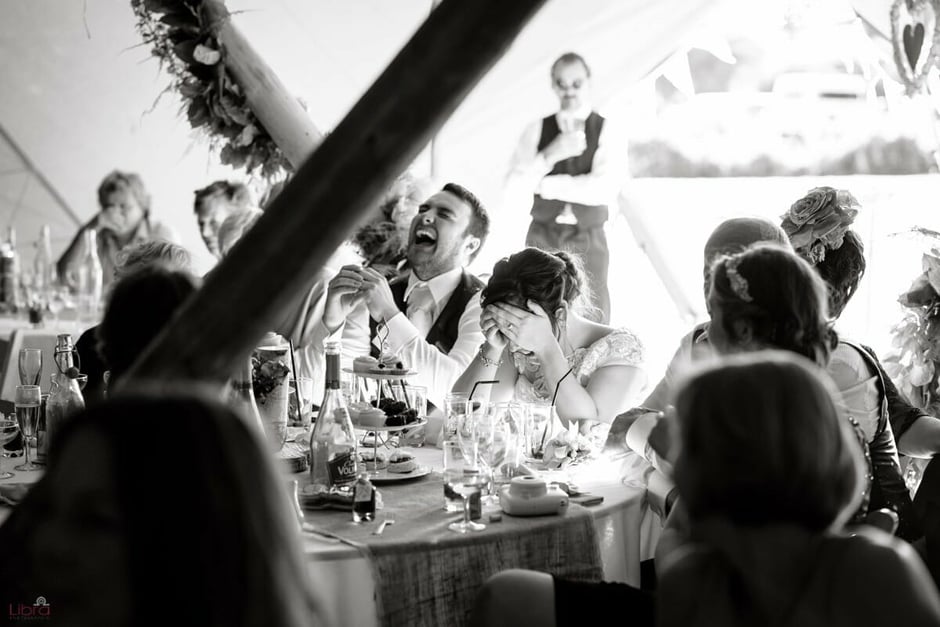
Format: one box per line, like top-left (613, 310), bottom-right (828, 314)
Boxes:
top-left (489, 301), bottom-right (557, 356)
top-left (480, 307), bottom-right (508, 351)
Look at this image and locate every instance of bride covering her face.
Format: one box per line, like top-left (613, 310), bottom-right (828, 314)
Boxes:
top-left (453, 247), bottom-right (646, 431)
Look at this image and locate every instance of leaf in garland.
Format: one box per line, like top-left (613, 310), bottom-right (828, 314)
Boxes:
top-left (186, 97), bottom-right (210, 127)
top-left (173, 39), bottom-right (198, 65)
top-left (219, 94), bottom-right (250, 125)
top-left (143, 0), bottom-right (184, 13)
top-left (179, 78), bottom-right (207, 98)
top-left (159, 13), bottom-right (200, 31)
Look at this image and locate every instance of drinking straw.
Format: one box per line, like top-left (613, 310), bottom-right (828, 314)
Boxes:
top-left (469, 379), bottom-right (499, 400)
top-left (288, 339), bottom-right (304, 419)
top-left (551, 367), bottom-right (574, 406)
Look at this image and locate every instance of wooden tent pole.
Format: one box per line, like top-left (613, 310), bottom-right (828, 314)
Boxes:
top-left (202, 0), bottom-right (323, 167)
top-left (123, 0), bottom-right (546, 383)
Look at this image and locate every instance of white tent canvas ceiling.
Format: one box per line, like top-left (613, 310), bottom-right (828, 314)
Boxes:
top-left (0, 0), bottom-right (719, 276)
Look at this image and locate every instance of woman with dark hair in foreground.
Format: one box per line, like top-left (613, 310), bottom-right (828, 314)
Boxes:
top-left (0, 390), bottom-right (328, 627)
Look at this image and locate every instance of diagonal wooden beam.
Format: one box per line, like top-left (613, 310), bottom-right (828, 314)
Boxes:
top-left (124, 0), bottom-right (547, 383)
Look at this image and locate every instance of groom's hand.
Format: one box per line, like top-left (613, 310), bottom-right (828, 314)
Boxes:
top-left (360, 267), bottom-right (399, 324)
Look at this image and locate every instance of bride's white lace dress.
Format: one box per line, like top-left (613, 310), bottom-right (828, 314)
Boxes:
top-left (511, 327), bottom-right (646, 408)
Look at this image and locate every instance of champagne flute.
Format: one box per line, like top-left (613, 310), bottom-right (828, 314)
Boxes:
top-left (0, 419), bottom-right (19, 479)
top-left (14, 385), bottom-right (41, 471)
top-left (18, 348), bottom-right (43, 386)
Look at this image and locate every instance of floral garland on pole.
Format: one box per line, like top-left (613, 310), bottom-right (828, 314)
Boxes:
top-left (131, 0), bottom-right (290, 178)
top-left (885, 231), bottom-right (940, 415)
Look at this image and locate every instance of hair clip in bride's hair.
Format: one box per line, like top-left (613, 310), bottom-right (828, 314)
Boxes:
top-left (725, 257), bottom-right (753, 303)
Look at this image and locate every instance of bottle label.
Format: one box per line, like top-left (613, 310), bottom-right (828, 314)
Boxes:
top-left (328, 452), bottom-right (358, 486)
top-left (355, 481), bottom-right (374, 502)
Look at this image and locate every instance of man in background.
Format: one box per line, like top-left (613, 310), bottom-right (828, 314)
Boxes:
top-left (507, 52), bottom-right (627, 323)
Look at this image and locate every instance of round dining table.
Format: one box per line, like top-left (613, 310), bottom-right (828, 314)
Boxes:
top-left (0, 441), bottom-right (660, 627)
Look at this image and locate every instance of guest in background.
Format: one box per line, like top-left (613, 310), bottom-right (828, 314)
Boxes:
top-left (506, 52), bottom-right (627, 323)
top-left (194, 180), bottom-right (257, 259)
top-left (0, 391), bottom-right (327, 627)
top-left (217, 208), bottom-right (263, 258)
top-left (453, 247), bottom-right (645, 435)
top-left (782, 187), bottom-right (940, 459)
top-left (75, 241), bottom-right (193, 406)
top-left (57, 170), bottom-right (178, 288)
top-left (96, 266), bottom-right (199, 389)
top-left (780, 188), bottom-right (922, 540)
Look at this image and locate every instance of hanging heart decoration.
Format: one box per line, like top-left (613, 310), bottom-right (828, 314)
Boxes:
top-left (891, 0), bottom-right (940, 95)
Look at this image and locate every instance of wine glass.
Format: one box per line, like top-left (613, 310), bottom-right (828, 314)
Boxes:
top-left (447, 469), bottom-right (486, 534)
top-left (18, 348), bottom-right (43, 386)
top-left (474, 403), bottom-right (511, 505)
top-left (14, 385), bottom-right (42, 471)
top-left (0, 419), bottom-right (19, 479)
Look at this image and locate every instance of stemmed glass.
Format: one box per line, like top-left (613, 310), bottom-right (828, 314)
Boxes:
top-left (447, 465), bottom-right (486, 534)
top-left (474, 403), bottom-right (512, 505)
top-left (0, 419), bottom-right (19, 479)
top-left (18, 348), bottom-right (43, 386)
top-left (14, 385), bottom-right (42, 471)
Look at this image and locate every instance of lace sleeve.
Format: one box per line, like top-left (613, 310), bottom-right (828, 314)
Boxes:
top-left (577, 328), bottom-right (645, 378)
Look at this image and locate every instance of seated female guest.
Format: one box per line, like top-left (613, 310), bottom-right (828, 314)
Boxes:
top-left (0, 391), bottom-right (327, 627)
top-left (698, 244), bottom-right (913, 533)
top-left (782, 187), bottom-right (938, 539)
top-left (470, 353), bottom-right (940, 627)
top-left (453, 248), bottom-right (646, 433)
top-left (57, 170), bottom-right (178, 289)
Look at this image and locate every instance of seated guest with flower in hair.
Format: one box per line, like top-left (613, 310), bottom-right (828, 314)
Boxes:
top-left (470, 353), bottom-right (940, 627)
top-left (57, 170), bottom-right (178, 289)
top-left (609, 217), bottom-right (792, 473)
top-left (686, 244), bottom-right (912, 534)
top-left (781, 187), bottom-right (925, 540)
top-left (453, 247), bottom-right (646, 435)
top-left (0, 390), bottom-right (327, 627)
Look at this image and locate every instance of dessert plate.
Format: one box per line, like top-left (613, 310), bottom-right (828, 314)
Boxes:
top-left (368, 465), bottom-right (432, 484)
top-left (352, 418), bottom-right (428, 432)
top-left (343, 367), bottom-right (416, 380)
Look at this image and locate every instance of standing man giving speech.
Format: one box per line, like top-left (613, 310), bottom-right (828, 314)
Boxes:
top-left (507, 52), bottom-right (627, 323)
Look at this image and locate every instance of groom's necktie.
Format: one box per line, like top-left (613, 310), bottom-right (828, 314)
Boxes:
top-left (406, 282), bottom-right (435, 338)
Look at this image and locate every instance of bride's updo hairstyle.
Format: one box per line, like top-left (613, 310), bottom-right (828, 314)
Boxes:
top-left (781, 187), bottom-right (865, 319)
top-left (481, 247), bottom-right (591, 330)
top-left (674, 351), bottom-right (865, 530)
top-left (709, 244), bottom-right (837, 367)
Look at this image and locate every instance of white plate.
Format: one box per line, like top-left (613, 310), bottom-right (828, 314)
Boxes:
top-left (369, 465), bottom-right (432, 484)
top-left (343, 367), bottom-right (416, 380)
top-left (353, 418), bottom-right (428, 432)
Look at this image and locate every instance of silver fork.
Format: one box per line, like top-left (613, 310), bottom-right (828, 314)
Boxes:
top-left (373, 514), bottom-right (396, 535)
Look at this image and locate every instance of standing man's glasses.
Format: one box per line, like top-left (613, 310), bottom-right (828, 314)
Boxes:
top-left (554, 79), bottom-right (584, 91)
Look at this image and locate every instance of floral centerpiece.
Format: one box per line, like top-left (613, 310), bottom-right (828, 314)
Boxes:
top-left (252, 334), bottom-right (292, 451)
top-left (540, 423), bottom-right (595, 470)
top-left (885, 241), bottom-right (940, 415)
top-left (780, 186), bottom-right (860, 264)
